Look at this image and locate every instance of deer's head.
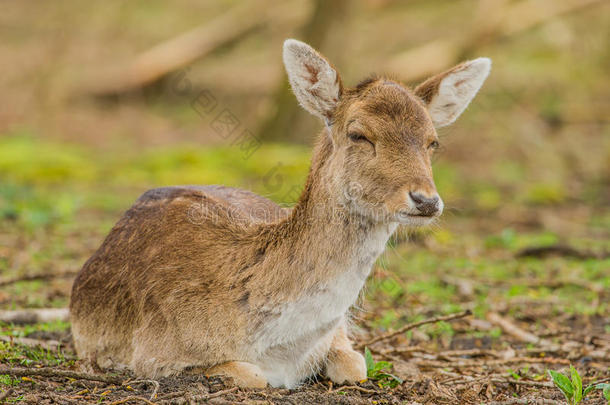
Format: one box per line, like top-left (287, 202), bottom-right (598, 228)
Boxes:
top-left (283, 39), bottom-right (491, 226)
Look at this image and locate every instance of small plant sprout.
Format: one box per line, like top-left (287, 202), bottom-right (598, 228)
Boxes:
top-left (364, 347), bottom-right (403, 389)
top-left (595, 383), bottom-right (610, 404)
top-left (507, 368), bottom-right (521, 380)
top-left (548, 365), bottom-right (609, 404)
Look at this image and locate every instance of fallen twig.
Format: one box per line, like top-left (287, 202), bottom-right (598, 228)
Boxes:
top-left (108, 396), bottom-right (157, 405)
top-left (0, 366), bottom-right (123, 385)
top-left (486, 312), bottom-right (540, 344)
top-left (155, 391), bottom-right (185, 401)
top-left (415, 356), bottom-right (570, 368)
top-left (127, 379), bottom-right (160, 401)
top-left (0, 271), bottom-right (78, 288)
top-left (437, 349), bottom-right (503, 359)
top-left (490, 378), bottom-right (554, 389)
top-left (437, 369), bottom-right (477, 382)
top-left (85, 1), bottom-right (267, 96)
top-left (0, 307), bottom-right (69, 324)
top-left (372, 346), bottom-right (507, 363)
top-left (356, 310), bottom-right (471, 349)
top-left (83, 0), bottom-right (303, 97)
top-left (0, 388), bottom-right (14, 403)
top-left (516, 245), bottom-right (606, 260)
top-left (0, 335), bottom-right (61, 351)
top-left (332, 385), bottom-right (377, 394)
top-left (480, 278), bottom-right (604, 294)
top-left (373, 346), bottom-right (433, 356)
top-left (43, 390), bottom-right (80, 405)
top-left (489, 399), bottom-right (562, 405)
top-left (157, 387), bottom-right (238, 405)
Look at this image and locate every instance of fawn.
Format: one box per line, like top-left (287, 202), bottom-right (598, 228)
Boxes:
top-left (70, 39), bottom-right (490, 388)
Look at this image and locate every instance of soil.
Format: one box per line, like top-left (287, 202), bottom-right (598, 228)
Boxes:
top-left (2, 311), bottom-right (608, 404)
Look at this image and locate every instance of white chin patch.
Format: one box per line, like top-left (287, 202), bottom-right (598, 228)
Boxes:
top-left (396, 215), bottom-right (437, 227)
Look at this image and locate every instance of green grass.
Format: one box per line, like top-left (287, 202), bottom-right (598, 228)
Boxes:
top-left (0, 375), bottom-right (19, 387)
top-left (0, 320), bottom-right (70, 339)
top-left (367, 227), bottom-right (609, 335)
top-left (3, 131), bottom-right (603, 230)
top-left (0, 342), bottom-right (72, 368)
top-left (0, 134), bottom-right (310, 195)
top-left (1, 133), bottom-right (608, 343)
top-left (0, 321), bottom-right (72, 368)
top-left (0, 134), bottom-right (312, 231)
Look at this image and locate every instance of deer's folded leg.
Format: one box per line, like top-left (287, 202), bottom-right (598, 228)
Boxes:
top-left (324, 322), bottom-right (367, 385)
top-left (205, 361), bottom-right (268, 388)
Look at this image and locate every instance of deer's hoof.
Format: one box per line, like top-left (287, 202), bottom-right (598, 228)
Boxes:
top-left (326, 349), bottom-right (367, 384)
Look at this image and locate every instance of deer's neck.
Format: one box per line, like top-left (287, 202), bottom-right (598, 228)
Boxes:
top-left (268, 132), bottom-right (396, 292)
top-left (248, 133), bottom-right (395, 351)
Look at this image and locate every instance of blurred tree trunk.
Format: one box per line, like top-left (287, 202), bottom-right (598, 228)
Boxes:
top-left (258, 0), bottom-right (349, 143)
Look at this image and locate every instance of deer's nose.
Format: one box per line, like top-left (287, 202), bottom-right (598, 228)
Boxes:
top-left (409, 192), bottom-right (442, 216)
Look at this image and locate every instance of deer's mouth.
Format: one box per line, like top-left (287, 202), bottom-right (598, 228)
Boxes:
top-left (395, 210), bottom-right (439, 226)
top-left (398, 210), bottom-right (439, 219)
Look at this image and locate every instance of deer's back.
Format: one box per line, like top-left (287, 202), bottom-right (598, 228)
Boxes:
top-left (70, 185), bottom-right (288, 361)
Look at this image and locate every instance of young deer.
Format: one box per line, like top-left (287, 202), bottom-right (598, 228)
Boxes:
top-left (70, 39), bottom-right (490, 388)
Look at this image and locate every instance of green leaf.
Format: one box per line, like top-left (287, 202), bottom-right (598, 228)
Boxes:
top-left (378, 373), bottom-right (403, 388)
top-left (363, 347), bottom-right (402, 388)
top-left (373, 361), bottom-right (392, 373)
top-left (570, 365), bottom-right (582, 403)
top-left (549, 370), bottom-right (574, 401)
top-left (596, 383), bottom-right (610, 401)
top-left (507, 368), bottom-right (521, 380)
top-left (364, 347), bottom-right (375, 375)
top-left (583, 384), bottom-right (596, 397)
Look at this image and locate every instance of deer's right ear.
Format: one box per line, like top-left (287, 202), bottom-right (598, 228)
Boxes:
top-left (283, 39), bottom-right (343, 124)
top-left (415, 58), bottom-right (491, 128)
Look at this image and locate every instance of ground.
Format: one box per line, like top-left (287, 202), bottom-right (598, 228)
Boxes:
top-left (1, 160), bottom-right (608, 403)
top-left (1, 0), bottom-right (609, 403)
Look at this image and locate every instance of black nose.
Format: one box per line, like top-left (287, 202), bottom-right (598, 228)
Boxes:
top-left (409, 192), bottom-right (439, 216)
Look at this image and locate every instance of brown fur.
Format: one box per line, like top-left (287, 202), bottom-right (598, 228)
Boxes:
top-left (414, 61), bottom-right (472, 104)
top-left (70, 41), bottom-right (488, 388)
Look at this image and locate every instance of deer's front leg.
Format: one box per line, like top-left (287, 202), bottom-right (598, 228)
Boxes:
top-left (205, 361), bottom-right (267, 388)
top-left (325, 321), bottom-right (367, 384)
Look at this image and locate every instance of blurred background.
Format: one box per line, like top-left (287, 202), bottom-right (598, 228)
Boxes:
top-left (0, 0), bottom-right (608, 320)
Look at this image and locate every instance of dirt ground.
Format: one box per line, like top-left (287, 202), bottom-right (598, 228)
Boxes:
top-left (1, 210), bottom-right (608, 404)
top-left (1, 0), bottom-right (610, 404)
top-left (0, 310), bottom-right (608, 404)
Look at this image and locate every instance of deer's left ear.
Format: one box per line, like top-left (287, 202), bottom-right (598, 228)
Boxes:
top-left (415, 58), bottom-right (491, 128)
top-left (283, 39), bottom-right (343, 124)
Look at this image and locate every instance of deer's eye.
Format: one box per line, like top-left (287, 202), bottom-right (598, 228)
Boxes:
top-left (428, 140), bottom-right (440, 150)
top-left (348, 132), bottom-right (374, 147)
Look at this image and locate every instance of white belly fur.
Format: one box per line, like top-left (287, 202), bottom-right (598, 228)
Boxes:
top-left (252, 223), bottom-right (396, 387)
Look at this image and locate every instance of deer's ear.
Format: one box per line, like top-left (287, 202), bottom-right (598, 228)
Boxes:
top-left (283, 39), bottom-right (343, 123)
top-left (415, 58), bottom-right (491, 128)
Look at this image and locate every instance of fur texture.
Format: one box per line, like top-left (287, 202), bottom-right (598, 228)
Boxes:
top-left (70, 39), bottom-right (491, 388)
top-left (415, 57), bottom-right (491, 127)
top-left (283, 39), bottom-right (343, 123)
